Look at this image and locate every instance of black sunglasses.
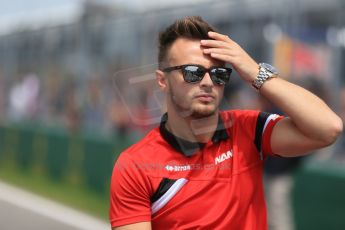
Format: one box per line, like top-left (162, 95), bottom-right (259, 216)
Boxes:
top-left (162, 64), bottom-right (232, 85)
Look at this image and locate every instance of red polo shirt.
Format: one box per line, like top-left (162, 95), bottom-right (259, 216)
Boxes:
top-left (109, 110), bottom-right (283, 229)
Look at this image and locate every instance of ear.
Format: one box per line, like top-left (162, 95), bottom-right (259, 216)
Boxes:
top-left (156, 69), bottom-right (169, 92)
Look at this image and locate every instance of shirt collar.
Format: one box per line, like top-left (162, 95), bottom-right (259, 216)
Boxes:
top-left (159, 113), bottom-right (229, 157)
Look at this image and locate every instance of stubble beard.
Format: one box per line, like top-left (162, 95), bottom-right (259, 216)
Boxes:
top-left (169, 88), bottom-right (218, 119)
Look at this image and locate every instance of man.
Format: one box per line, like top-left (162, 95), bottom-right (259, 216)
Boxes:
top-left (109, 16), bottom-right (343, 230)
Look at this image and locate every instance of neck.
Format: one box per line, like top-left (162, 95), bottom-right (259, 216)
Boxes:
top-left (165, 107), bottom-right (219, 143)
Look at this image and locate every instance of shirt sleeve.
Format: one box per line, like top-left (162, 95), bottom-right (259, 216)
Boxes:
top-left (255, 111), bottom-right (284, 156)
top-left (109, 153), bottom-right (151, 227)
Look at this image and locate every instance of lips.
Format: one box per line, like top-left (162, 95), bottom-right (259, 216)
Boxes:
top-left (195, 93), bottom-right (215, 102)
top-left (195, 93), bottom-right (214, 98)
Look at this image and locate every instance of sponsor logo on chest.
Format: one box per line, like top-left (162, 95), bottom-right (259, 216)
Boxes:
top-left (215, 150), bottom-right (233, 165)
top-left (165, 164), bottom-right (191, 172)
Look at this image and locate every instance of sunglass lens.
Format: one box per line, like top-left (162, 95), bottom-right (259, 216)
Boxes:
top-left (211, 68), bottom-right (231, 84)
top-left (182, 65), bottom-right (205, 83)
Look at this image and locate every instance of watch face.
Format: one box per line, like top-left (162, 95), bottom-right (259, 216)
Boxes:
top-left (260, 63), bottom-right (278, 74)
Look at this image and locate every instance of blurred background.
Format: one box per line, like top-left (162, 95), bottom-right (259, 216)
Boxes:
top-left (0, 0), bottom-right (344, 229)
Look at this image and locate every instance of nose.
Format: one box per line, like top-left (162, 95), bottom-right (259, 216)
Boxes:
top-left (199, 72), bottom-right (213, 88)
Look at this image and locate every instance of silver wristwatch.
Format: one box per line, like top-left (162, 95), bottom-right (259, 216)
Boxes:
top-left (252, 63), bottom-right (278, 90)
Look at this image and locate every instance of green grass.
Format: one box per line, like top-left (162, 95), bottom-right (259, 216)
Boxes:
top-left (0, 162), bottom-right (109, 221)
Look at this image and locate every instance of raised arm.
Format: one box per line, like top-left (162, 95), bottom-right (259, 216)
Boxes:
top-left (201, 31), bottom-right (343, 157)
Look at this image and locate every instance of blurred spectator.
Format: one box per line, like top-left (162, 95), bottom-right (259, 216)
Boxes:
top-left (40, 74), bottom-right (65, 127)
top-left (82, 77), bottom-right (106, 134)
top-left (8, 74), bottom-right (40, 122)
top-left (107, 98), bottom-right (131, 138)
top-left (334, 86), bottom-right (345, 159)
top-left (63, 81), bottom-right (81, 133)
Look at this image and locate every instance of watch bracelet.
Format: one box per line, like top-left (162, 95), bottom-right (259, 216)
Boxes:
top-left (252, 67), bottom-right (275, 90)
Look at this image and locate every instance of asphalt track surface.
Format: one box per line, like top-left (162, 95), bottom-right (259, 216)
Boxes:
top-left (0, 181), bottom-right (109, 230)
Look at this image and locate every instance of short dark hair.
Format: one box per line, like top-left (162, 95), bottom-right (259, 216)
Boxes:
top-left (158, 16), bottom-right (218, 68)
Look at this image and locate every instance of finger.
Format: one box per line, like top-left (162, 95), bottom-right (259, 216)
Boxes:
top-left (208, 31), bottom-right (232, 42)
top-left (200, 39), bottom-right (229, 49)
top-left (203, 48), bottom-right (234, 55)
top-left (209, 53), bottom-right (234, 65)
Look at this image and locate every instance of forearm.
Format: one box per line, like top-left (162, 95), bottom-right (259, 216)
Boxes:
top-left (259, 77), bottom-right (343, 143)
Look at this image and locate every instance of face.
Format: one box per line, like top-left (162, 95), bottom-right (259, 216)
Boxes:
top-left (157, 38), bottom-right (225, 119)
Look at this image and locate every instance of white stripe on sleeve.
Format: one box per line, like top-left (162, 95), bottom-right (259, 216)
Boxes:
top-left (151, 178), bottom-right (188, 215)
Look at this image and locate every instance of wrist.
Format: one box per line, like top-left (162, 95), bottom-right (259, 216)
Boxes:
top-left (247, 64), bottom-right (260, 83)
